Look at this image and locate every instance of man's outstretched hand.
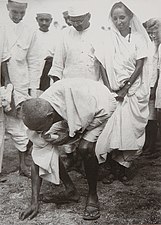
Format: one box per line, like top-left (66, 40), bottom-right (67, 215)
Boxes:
top-left (19, 203), bottom-right (39, 220)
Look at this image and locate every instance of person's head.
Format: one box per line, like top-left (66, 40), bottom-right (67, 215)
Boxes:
top-left (36, 13), bottom-right (53, 32)
top-left (143, 21), bottom-right (153, 41)
top-left (110, 2), bottom-right (133, 34)
top-left (7, 0), bottom-right (27, 24)
top-left (68, 4), bottom-right (91, 31)
top-left (21, 98), bottom-right (61, 132)
top-left (143, 18), bottom-right (161, 46)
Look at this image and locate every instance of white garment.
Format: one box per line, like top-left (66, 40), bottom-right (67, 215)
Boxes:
top-left (95, 6), bottom-right (151, 167)
top-left (31, 78), bottom-right (117, 184)
top-left (35, 28), bottom-right (59, 72)
top-left (0, 25), bottom-right (10, 173)
top-left (3, 18), bottom-right (41, 154)
top-left (155, 44), bottom-right (161, 108)
top-left (148, 42), bottom-right (159, 88)
top-left (49, 26), bottom-right (104, 81)
top-left (5, 115), bottom-right (28, 152)
top-left (40, 78), bottom-right (117, 139)
top-left (4, 19), bottom-right (41, 106)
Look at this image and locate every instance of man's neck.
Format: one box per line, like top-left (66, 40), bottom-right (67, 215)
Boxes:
top-left (39, 28), bottom-right (49, 33)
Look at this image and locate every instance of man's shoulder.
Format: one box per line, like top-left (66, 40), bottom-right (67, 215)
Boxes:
top-left (23, 23), bottom-right (36, 35)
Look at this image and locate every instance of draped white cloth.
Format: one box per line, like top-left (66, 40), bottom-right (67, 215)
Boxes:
top-left (95, 1), bottom-right (151, 167)
top-left (30, 78), bottom-right (116, 183)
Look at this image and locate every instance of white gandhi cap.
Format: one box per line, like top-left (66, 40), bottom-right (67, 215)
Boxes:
top-left (36, 5), bottom-right (54, 17)
top-left (8, 0), bottom-right (28, 3)
top-left (68, 2), bottom-right (90, 17)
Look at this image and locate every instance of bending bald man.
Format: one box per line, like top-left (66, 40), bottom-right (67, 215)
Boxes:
top-left (19, 78), bottom-right (116, 221)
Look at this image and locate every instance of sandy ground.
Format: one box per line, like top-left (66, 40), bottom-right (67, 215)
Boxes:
top-left (0, 136), bottom-right (161, 225)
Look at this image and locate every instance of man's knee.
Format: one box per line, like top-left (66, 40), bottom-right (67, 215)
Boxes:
top-left (78, 140), bottom-right (96, 159)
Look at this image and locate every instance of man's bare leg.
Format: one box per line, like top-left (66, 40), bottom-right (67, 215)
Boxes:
top-left (78, 140), bottom-right (100, 220)
top-left (42, 157), bottom-right (80, 203)
top-left (83, 155), bottom-right (99, 204)
top-left (83, 155), bottom-right (100, 220)
top-left (20, 162), bottom-right (42, 220)
top-left (19, 151), bottom-right (31, 178)
top-left (59, 157), bottom-right (80, 200)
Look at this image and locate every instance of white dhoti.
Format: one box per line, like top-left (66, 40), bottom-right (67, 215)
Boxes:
top-left (5, 115), bottom-right (28, 152)
top-left (28, 130), bottom-right (60, 184)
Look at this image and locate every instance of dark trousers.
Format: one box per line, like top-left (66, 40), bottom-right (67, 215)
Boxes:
top-left (39, 57), bottom-right (53, 91)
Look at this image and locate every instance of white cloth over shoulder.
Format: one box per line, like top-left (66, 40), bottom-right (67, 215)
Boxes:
top-left (30, 78), bottom-right (117, 183)
top-left (40, 78), bottom-right (117, 138)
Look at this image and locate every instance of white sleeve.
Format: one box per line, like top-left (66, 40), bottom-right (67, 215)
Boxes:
top-left (27, 31), bottom-right (41, 89)
top-left (150, 53), bottom-right (159, 87)
top-left (135, 34), bottom-right (148, 60)
top-left (48, 35), bottom-right (66, 80)
top-left (1, 27), bottom-right (10, 62)
top-left (158, 44), bottom-right (161, 70)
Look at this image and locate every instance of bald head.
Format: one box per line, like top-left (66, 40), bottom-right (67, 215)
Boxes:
top-left (21, 98), bottom-right (55, 131)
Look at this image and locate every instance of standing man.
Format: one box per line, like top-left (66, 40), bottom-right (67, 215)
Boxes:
top-left (49, 4), bottom-right (103, 82)
top-left (35, 11), bottom-right (59, 92)
top-left (48, 3), bottom-right (104, 172)
top-left (4, 0), bottom-right (41, 177)
top-left (0, 25), bottom-right (11, 180)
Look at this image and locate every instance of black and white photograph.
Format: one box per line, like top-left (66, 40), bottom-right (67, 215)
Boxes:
top-left (0, 0), bottom-right (161, 224)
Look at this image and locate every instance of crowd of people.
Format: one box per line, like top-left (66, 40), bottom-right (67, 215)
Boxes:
top-left (0, 0), bottom-right (161, 221)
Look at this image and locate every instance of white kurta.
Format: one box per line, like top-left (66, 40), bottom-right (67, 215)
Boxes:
top-left (0, 25), bottom-right (10, 173)
top-left (49, 26), bottom-right (104, 81)
top-left (155, 44), bottom-right (161, 109)
top-left (3, 19), bottom-right (41, 153)
top-left (35, 28), bottom-right (59, 72)
top-left (30, 78), bottom-right (117, 184)
top-left (4, 19), bottom-right (41, 106)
